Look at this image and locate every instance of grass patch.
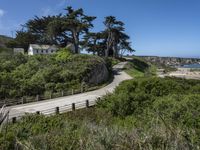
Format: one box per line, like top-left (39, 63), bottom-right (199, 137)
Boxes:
top-left (125, 66), bottom-right (144, 78)
top-left (124, 56), bottom-right (157, 78)
top-left (106, 57), bottom-right (126, 66)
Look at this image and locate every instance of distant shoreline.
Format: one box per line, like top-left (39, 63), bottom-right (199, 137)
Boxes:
top-left (162, 68), bottom-right (200, 80)
top-left (138, 55), bottom-right (200, 59)
top-left (179, 63), bottom-right (200, 69)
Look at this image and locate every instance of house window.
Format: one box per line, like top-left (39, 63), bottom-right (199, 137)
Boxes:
top-left (41, 50), bottom-right (43, 53)
top-left (36, 50), bottom-right (38, 53)
top-left (51, 50), bottom-right (54, 53)
top-left (46, 50), bottom-right (48, 53)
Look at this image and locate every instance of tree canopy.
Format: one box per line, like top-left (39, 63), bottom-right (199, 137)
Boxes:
top-left (84, 16), bottom-right (134, 57)
top-left (7, 7), bottom-right (134, 58)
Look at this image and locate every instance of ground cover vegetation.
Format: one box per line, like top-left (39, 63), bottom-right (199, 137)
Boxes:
top-left (0, 52), bottom-right (112, 102)
top-left (124, 56), bottom-right (157, 78)
top-left (0, 35), bottom-right (13, 55)
top-left (1, 77), bottom-right (200, 149)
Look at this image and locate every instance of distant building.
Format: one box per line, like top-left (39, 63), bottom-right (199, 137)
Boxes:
top-left (13, 48), bottom-right (25, 54)
top-left (28, 44), bottom-right (58, 55)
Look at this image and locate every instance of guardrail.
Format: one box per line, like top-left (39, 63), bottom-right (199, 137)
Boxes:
top-left (8, 98), bottom-right (99, 124)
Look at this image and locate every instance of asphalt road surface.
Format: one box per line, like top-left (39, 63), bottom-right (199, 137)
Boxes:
top-left (6, 61), bottom-right (132, 119)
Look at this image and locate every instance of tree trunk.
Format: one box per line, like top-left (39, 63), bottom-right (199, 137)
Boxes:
top-left (72, 30), bottom-right (79, 54)
top-left (74, 42), bottom-right (79, 53)
top-left (105, 47), bottom-right (109, 57)
top-left (105, 31), bottom-right (112, 57)
top-left (113, 45), bottom-right (117, 58)
top-left (106, 39), bottom-right (110, 57)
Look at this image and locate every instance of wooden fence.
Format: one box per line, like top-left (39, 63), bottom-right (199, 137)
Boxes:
top-left (0, 85), bottom-right (99, 108)
top-left (8, 98), bottom-right (99, 124)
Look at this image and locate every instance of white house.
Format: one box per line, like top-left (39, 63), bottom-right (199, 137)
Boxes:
top-left (28, 44), bottom-right (58, 55)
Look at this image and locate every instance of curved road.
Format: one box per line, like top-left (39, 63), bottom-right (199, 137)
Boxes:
top-left (7, 62), bottom-right (132, 119)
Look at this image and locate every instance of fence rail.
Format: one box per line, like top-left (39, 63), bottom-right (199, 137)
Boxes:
top-left (0, 85), bottom-right (98, 108)
top-left (7, 98), bottom-right (100, 124)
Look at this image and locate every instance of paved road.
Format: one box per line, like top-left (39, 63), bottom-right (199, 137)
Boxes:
top-left (7, 62), bottom-right (132, 119)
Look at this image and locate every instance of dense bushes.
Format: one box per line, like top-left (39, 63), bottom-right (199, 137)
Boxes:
top-left (153, 94), bottom-right (200, 128)
top-left (0, 53), bottom-right (111, 100)
top-left (97, 77), bottom-right (200, 148)
top-left (97, 77), bottom-right (200, 147)
top-left (1, 77), bottom-right (200, 149)
top-left (98, 77), bottom-right (200, 118)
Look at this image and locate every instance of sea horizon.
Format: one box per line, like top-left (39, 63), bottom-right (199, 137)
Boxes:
top-left (136, 54), bottom-right (200, 59)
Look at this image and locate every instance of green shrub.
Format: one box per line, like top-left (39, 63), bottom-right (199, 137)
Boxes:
top-left (0, 54), bottom-right (110, 99)
top-left (98, 77), bottom-right (200, 118)
top-left (1, 76), bottom-right (200, 149)
top-left (55, 48), bottom-right (72, 62)
top-left (153, 94), bottom-right (200, 128)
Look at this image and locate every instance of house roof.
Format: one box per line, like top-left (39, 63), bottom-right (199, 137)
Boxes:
top-left (29, 44), bottom-right (58, 50)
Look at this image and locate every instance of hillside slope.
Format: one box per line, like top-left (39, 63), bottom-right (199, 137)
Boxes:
top-left (0, 35), bottom-right (13, 54)
top-left (124, 56), bottom-right (157, 78)
top-left (0, 35), bottom-right (13, 48)
top-left (0, 54), bottom-right (111, 103)
top-left (1, 77), bottom-right (200, 149)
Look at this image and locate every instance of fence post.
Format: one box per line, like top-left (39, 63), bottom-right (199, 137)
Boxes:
top-left (50, 92), bottom-right (52, 99)
top-left (86, 100), bottom-right (89, 108)
top-left (55, 107), bottom-right (59, 114)
top-left (72, 89), bottom-right (74, 95)
top-left (36, 111), bottom-right (40, 115)
top-left (97, 97), bottom-right (101, 101)
top-left (81, 85), bottom-right (83, 93)
top-left (21, 97), bottom-right (24, 104)
top-left (4, 99), bottom-right (6, 105)
top-left (61, 90), bottom-right (64, 96)
top-left (36, 95), bottom-right (40, 101)
top-left (72, 103), bottom-right (75, 111)
top-left (12, 117), bottom-right (16, 123)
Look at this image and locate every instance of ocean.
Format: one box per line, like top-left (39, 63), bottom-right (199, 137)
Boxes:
top-left (181, 64), bottom-right (200, 68)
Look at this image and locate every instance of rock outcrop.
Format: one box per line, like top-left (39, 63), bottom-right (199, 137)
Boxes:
top-left (84, 61), bottom-right (109, 85)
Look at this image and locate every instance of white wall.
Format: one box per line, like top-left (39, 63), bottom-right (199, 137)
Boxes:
top-left (30, 48), bottom-right (56, 55)
top-left (28, 47), bottom-right (33, 55)
top-left (28, 46), bottom-right (57, 55)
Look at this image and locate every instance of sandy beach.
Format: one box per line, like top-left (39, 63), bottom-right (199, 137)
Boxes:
top-left (168, 68), bottom-right (200, 80)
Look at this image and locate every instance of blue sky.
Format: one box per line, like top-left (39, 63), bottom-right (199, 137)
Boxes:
top-left (0, 0), bottom-right (200, 58)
